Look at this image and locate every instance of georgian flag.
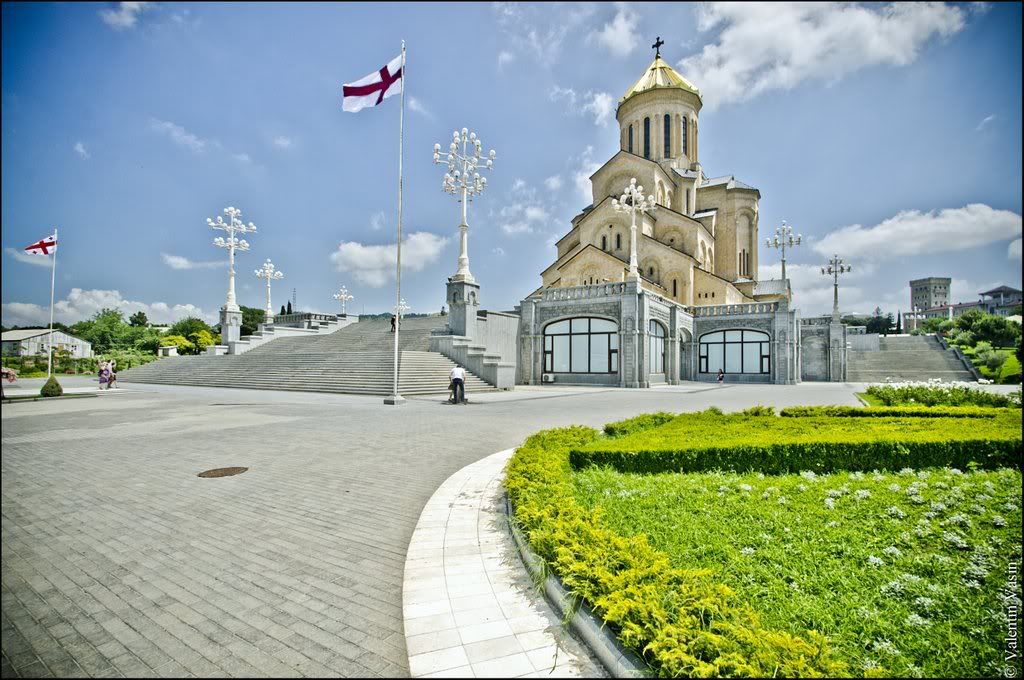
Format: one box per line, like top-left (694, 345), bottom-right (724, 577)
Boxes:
top-left (24, 233), bottom-right (57, 256)
top-left (342, 54), bottom-right (402, 113)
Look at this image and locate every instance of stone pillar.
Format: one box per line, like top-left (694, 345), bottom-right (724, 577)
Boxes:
top-left (828, 321), bottom-right (847, 382)
top-left (668, 305), bottom-right (680, 385)
top-left (220, 307), bottom-right (241, 347)
top-left (447, 279), bottom-right (480, 341)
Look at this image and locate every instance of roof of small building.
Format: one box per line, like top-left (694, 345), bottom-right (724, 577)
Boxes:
top-left (702, 175), bottom-right (759, 192)
top-left (621, 56), bottom-right (700, 103)
top-left (979, 285), bottom-right (1022, 296)
top-left (692, 208), bottom-right (718, 218)
top-left (2, 329), bottom-right (88, 343)
top-left (753, 279), bottom-right (790, 296)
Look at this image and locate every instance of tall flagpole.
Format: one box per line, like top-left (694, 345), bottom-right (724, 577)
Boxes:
top-left (47, 227), bottom-right (57, 378)
top-left (385, 41), bottom-right (406, 405)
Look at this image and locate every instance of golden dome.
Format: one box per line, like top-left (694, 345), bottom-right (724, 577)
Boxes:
top-left (621, 56), bottom-right (700, 103)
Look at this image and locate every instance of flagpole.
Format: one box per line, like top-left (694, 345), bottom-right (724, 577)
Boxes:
top-left (386, 41), bottom-right (406, 405)
top-left (47, 227), bottom-right (57, 378)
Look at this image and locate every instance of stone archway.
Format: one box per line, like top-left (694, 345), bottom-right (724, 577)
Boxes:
top-left (679, 328), bottom-right (693, 381)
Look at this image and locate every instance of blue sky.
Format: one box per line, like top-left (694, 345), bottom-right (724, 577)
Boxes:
top-left (2, 1), bottom-right (1021, 326)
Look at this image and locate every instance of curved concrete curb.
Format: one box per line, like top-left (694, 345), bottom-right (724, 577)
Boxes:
top-left (402, 449), bottom-right (604, 678)
top-left (504, 497), bottom-right (652, 679)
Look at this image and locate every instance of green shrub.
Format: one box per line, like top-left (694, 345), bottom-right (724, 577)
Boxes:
top-left (741, 405), bottom-right (775, 416)
top-left (571, 412), bottom-right (1022, 475)
top-left (603, 412), bottom-right (678, 437)
top-left (865, 383), bottom-right (1021, 407)
top-left (952, 329), bottom-right (975, 347)
top-left (505, 427), bottom-right (847, 677)
top-left (40, 376), bottom-right (63, 397)
top-left (780, 405), bottom-right (1000, 418)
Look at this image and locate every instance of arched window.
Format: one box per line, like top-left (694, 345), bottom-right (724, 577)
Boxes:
top-left (628, 124), bottom-right (634, 154)
top-left (616, 233), bottom-right (622, 250)
top-left (699, 330), bottom-right (770, 375)
top-left (643, 117), bottom-right (650, 159)
top-left (663, 113), bottom-right (671, 158)
top-left (601, 235), bottom-right (607, 250)
top-left (681, 115), bottom-right (688, 157)
top-left (672, 279), bottom-right (678, 298)
top-left (543, 318), bottom-right (619, 374)
top-left (649, 321), bottom-right (666, 374)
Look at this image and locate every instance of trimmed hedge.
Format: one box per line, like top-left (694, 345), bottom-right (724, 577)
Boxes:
top-left (505, 427), bottom-right (848, 677)
top-left (865, 383), bottom-right (1021, 407)
top-left (780, 405), bottom-right (1001, 418)
top-left (603, 411), bottom-right (678, 437)
top-left (573, 413), bottom-right (1022, 475)
top-left (40, 376), bottom-right (63, 397)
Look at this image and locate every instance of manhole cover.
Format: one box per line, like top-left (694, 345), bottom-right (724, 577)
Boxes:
top-left (197, 467), bottom-right (248, 478)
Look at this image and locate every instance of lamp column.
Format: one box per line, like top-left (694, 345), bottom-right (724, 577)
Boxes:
top-left (209, 206), bottom-right (257, 346)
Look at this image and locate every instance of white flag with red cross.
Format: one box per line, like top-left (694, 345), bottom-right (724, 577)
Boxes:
top-left (342, 54), bottom-right (403, 113)
top-left (24, 233), bottom-right (57, 256)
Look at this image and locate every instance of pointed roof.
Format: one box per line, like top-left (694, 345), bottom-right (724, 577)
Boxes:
top-left (621, 56), bottom-right (700, 103)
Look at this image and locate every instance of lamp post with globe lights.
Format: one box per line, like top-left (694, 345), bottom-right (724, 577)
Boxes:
top-left (433, 128), bottom-right (495, 283)
top-left (821, 254), bottom-right (852, 321)
top-left (333, 286), bottom-right (354, 317)
top-left (254, 259), bottom-right (284, 324)
top-left (395, 298), bottom-right (410, 320)
top-left (765, 220), bottom-right (802, 281)
top-left (611, 178), bottom-right (656, 281)
top-left (209, 206), bottom-right (257, 346)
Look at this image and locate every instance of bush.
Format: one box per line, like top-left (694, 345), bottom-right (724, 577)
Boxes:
top-left (978, 348), bottom-right (1007, 372)
top-left (160, 334), bottom-right (194, 354)
top-left (866, 382), bottom-right (1021, 407)
top-left (505, 427), bottom-right (846, 677)
top-left (952, 330), bottom-right (975, 347)
top-left (571, 412), bottom-right (1022, 475)
top-left (603, 412), bottom-right (678, 437)
top-left (781, 405), bottom-right (1000, 418)
top-left (40, 376), bottom-right (63, 397)
top-left (741, 405), bottom-right (775, 416)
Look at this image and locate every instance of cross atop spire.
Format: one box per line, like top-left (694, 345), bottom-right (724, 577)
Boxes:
top-left (652, 36), bottom-right (665, 58)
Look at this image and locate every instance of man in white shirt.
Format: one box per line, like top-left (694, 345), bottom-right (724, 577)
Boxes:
top-left (449, 364), bottom-right (466, 404)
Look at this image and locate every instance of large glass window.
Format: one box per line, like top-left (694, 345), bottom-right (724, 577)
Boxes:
top-left (649, 320), bottom-right (666, 374)
top-left (543, 317), bottom-right (619, 374)
top-left (698, 330), bottom-right (770, 374)
top-left (643, 117), bottom-right (650, 159)
top-left (681, 116), bottom-right (688, 156)
top-left (663, 114), bottom-right (671, 158)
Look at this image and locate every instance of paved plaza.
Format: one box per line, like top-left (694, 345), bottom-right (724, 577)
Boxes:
top-left (2, 380), bottom-right (865, 678)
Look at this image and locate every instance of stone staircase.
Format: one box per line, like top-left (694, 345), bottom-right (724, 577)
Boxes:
top-left (846, 335), bottom-right (976, 383)
top-left (120, 317), bottom-right (494, 396)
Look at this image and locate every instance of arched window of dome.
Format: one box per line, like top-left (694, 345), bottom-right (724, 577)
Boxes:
top-left (672, 278), bottom-right (678, 298)
top-left (681, 115), bottom-right (688, 157)
top-left (643, 117), bottom-right (650, 159)
top-left (601, 235), bottom-right (607, 251)
top-left (616, 233), bottom-right (622, 250)
top-left (663, 114), bottom-right (671, 159)
top-left (628, 124), bottom-right (633, 154)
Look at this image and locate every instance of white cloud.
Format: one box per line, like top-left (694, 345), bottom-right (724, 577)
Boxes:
top-left (550, 87), bottom-right (616, 126)
top-left (493, 2), bottom-right (596, 65)
top-left (408, 96), bottom-right (433, 118)
top-left (573, 146), bottom-right (600, 203)
top-left (494, 179), bottom-right (554, 236)
top-left (161, 253), bottom-right (225, 270)
top-left (232, 152), bottom-right (252, 164)
top-left (976, 114), bottom-right (996, 131)
top-left (99, 2), bottom-right (153, 30)
top-left (497, 50), bottom-right (516, 69)
top-left (370, 210), bottom-right (386, 231)
top-left (73, 141), bottom-right (89, 159)
top-left (1010, 238), bottom-right (1022, 261)
top-left (589, 2), bottom-right (641, 58)
top-left (760, 261), bottom-right (890, 316)
top-left (544, 175), bottom-right (563, 191)
top-left (5, 247), bottom-right (53, 268)
top-left (330, 231), bottom-right (448, 287)
top-left (150, 118), bottom-right (206, 153)
top-left (681, 2), bottom-right (967, 109)
top-left (2, 288), bottom-right (210, 327)
top-left (492, 247), bottom-right (506, 256)
top-left (272, 135), bottom-right (293, 149)
top-left (813, 204), bottom-right (1023, 259)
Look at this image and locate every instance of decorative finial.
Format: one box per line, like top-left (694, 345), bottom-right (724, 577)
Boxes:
top-left (652, 36), bottom-right (665, 58)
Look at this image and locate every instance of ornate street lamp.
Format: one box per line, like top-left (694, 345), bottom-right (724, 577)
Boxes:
top-left (332, 286), bottom-right (354, 317)
top-left (765, 220), bottom-right (802, 281)
top-left (611, 178), bottom-right (656, 281)
top-left (208, 206), bottom-right (257, 312)
top-left (394, 298), bottom-right (410, 319)
top-left (254, 259), bottom-right (284, 324)
top-left (821, 254), bottom-right (852, 321)
top-left (433, 128), bottom-right (496, 283)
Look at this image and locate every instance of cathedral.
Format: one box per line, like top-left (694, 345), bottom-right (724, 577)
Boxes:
top-left (512, 48), bottom-right (827, 387)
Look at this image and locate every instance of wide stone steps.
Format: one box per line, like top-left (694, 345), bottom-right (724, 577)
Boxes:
top-left (846, 334), bottom-right (975, 383)
top-left (122, 316), bottom-right (494, 395)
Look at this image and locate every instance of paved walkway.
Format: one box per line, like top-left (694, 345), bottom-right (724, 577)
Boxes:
top-left (2, 381), bottom-right (862, 678)
top-left (403, 449), bottom-right (603, 678)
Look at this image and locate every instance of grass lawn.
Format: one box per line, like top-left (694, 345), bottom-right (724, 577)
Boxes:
top-left (572, 465), bottom-right (1023, 677)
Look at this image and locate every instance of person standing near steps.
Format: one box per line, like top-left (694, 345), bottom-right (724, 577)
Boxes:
top-left (449, 364), bottom-right (466, 404)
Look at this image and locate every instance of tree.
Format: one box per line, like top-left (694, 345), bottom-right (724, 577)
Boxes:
top-left (160, 335), bottom-right (194, 354)
top-left (134, 329), bottom-right (163, 354)
top-left (280, 304), bottom-right (286, 316)
top-left (188, 330), bottom-right (216, 354)
top-left (167, 317), bottom-right (212, 339)
top-left (954, 309), bottom-right (985, 333)
top-left (240, 306), bottom-right (265, 337)
top-left (865, 308), bottom-right (893, 335)
top-left (129, 311), bottom-right (149, 327)
top-left (286, 301), bottom-right (293, 315)
top-left (973, 315), bottom-right (1021, 348)
top-left (895, 311), bottom-right (902, 334)
top-left (75, 308), bottom-right (129, 354)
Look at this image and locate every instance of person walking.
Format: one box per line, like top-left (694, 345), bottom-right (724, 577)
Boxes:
top-left (390, 315), bottom-right (396, 333)
top-left (108, 360), bottom-right (118, 389)
top-left (98, 361), bottom-right (110, 390)
top-left (449, 364), bottom-right (466, 404)
top-left (717, 368), bottom-right (725, 385)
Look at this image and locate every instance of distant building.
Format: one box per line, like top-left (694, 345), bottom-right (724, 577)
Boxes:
top-left (979, 285), bottom-right (1023, 316)
top-left (909, 277), bottom-right (951, 312)
top-left (1, 329), bottom-right (93, 358)
top-left (903, 284), bottom-right (1022, 330)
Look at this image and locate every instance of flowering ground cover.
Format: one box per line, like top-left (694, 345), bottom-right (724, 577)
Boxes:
top-left (863, 382), bottom-right (1022, 407)
top-left (571, 465), bottom-right (1023, 677)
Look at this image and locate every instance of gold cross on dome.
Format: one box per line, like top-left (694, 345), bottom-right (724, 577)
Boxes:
top-left (652, 36), bottom-right (665, 58)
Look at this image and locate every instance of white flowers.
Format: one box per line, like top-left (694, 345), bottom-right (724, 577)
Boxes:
top-left (886, 506), bottom-right (907, 519)
top-left (992, 515), bottom-right (1007, 528)
top-left (777, 496), bottom-right (788, 505)
top-left (855, 489), bottom-right (872, 500)
top-left (941, 531), bottom-right (970, 550)
top-left (944, 513), bottom-right (971, 527)
top-left (738, 483), bottom-right (752, 492)
top-left (905, 613), bottom-right (930, 627)
top-left (740, 547), bottom-right (755, 556)
top-left (800, 470), bottom-right (818, 481)
top-left (868, 555), bottom-right (885, 567)
top-left (824, 498), bottom-right (836, 510)
top-left (889, 483), bottom-right (902, 492)
top-left (883, 546), bottom-right (903, 558)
